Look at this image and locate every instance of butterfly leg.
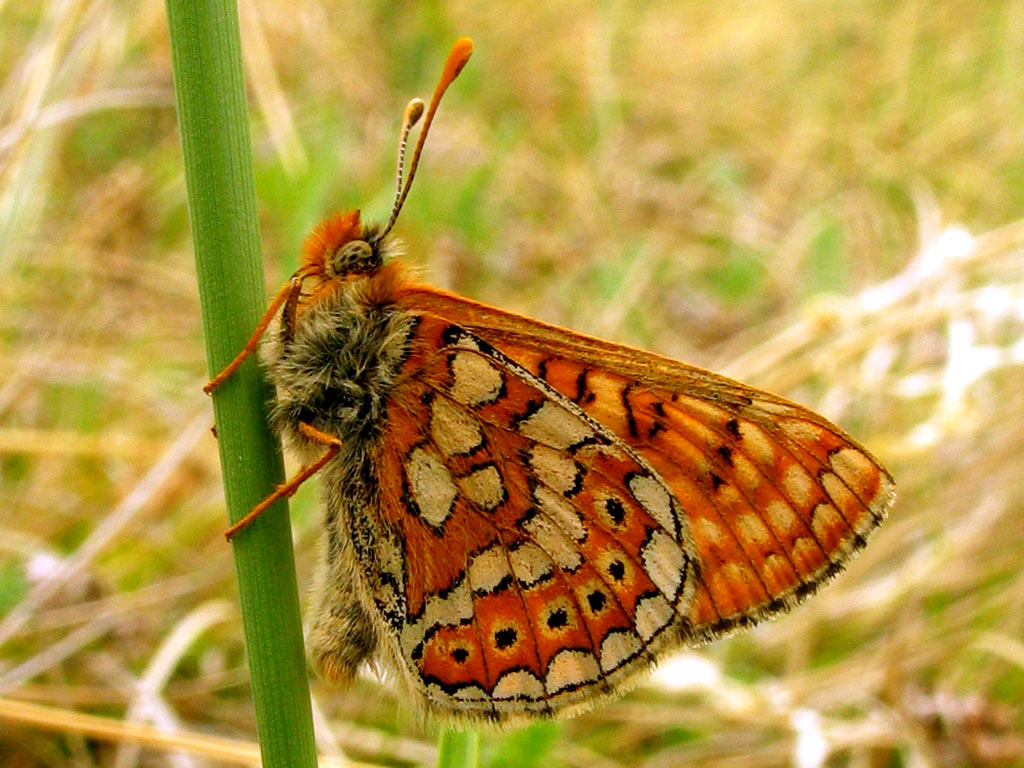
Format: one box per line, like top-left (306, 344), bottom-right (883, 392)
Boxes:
top-left (203, 276), bottom-right (303, 394)
top-left (224, 422), bottom-right (342, 540)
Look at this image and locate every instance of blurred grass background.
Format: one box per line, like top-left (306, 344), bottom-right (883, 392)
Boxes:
top-left (1, 0), bottom-right (1023, 766)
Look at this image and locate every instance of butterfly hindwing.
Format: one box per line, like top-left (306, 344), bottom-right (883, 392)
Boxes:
top-left (374, 313), bottom-right (698, 718)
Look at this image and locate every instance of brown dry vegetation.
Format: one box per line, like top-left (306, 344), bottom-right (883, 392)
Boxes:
top-left (1, 1), bottom-right (1023, 766)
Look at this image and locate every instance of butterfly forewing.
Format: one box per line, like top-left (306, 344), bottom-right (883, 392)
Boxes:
top-left (374, 312), bottom-right (698, 717)
top-left (396, 287), bottom-right (895, 645)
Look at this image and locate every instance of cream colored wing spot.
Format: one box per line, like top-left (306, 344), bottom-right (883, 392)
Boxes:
top-left (516, 400), bottom-right (597, 450)
top-left (509, 541), bottom-right (555, 587)
top-left (457, 463), bottom-right (506, 511)
top-left (532, 485), bottom-right (587, 542)
top-left (406, 447), bottom-right (458, 528)
top-left (523, 512), bottom-right (583, 571)
top-left (449, 350), bottom-right (504, 406)
top-left (820, 471), bottom-right (859, 515)
top-left (400, 577), bottom-right (474, 661)
top-left (790, 536), bottom-right (822, 567)
top-left (810, 501), bottom-right (847, 545)
top-left (598, 629), bottom-right (644, 673)
top-left (420, 577), bottom-right (474, 631)
top-left (627, 473), bottom-right (678, 535)
top-left (492, 669), bottom-right (546, 701)
top-left (781, 418), bottom-right (828, 445)
top-left (633, 592), bottom-right (675, 641)
top-left (828, 447), bottom-right (879, 489)
top-left (736, 420), bottom-right (777, 466)
top-left (545, 649), bottom-right (602, 694)
top-left (765, 499), bottom-right (802, 539)
top-left (430, 396), bottom-right (485, 456)
top-left (731, 450), bottom-right (763, 490)
top-left (640, 529), bottom-right (688, 603)
top-left (675, 393), bottom-right (731, 423)
top-left (781, 463), bottom-right (816, 508)
top-left (735, 513), bottom-right (773, 547)
top-left (527, 444), bottom-right (584, 496)
top-left (468, 544), bottom-right (513, 594)
top-left (695, 517), bottom-right (729, 548)
top-left (450, 684), bottom-right (488, 703)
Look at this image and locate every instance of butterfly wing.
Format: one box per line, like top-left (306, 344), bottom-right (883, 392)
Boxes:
top-left (374, 312), bottom-right (700, 719)
top-left (395, 285), bottom-right (895, 645)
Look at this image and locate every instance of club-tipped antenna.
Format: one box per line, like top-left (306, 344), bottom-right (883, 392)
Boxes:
top-left (384, 98), bottom-right (424, 235)
top-left (378, 37), bottom-right (473, 240)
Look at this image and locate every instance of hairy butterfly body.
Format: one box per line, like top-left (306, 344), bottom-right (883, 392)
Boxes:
top-left (206, 39), bottom-right (895, 722)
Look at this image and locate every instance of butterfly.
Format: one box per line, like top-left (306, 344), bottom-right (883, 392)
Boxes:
top-left (205, 37), bottom-right (895, 722)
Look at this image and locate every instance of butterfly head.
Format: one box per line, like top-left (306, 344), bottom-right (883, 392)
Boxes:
top-left (299, 209), bottom-right (390, 281)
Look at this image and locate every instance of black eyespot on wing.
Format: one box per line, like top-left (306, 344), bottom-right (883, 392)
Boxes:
top-left (717, 444), bottom-right (733, 465)
top-left (621, 385), bottom-right (638, 438)
top-left (494, 627), bottom-right (518, 649)
top-left (648, 420), bottom-right (667, 438)
top-left (546, 608), bottom-right (569, 630)
top-left (605, 497), bottom-right (626, 526)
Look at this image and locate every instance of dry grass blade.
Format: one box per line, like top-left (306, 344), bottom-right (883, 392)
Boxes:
top-left (0, 696), bottom-right (384, 768)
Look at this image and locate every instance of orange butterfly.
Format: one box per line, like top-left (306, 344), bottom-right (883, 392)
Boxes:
top-left (206, 38), bottom-right (894, 722)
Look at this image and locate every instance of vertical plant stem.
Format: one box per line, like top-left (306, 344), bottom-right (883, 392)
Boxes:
top-left (164, 2), bottom-right (317, 767)
top-left (437, 728), bottom-right (479, 768)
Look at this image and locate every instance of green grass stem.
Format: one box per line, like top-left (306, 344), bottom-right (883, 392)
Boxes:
top-left (437, 728), bottom-right (480, 768)
top-left (164, 1), bottom-right (317, 766)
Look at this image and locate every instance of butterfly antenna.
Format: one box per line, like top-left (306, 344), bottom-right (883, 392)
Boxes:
top-left (385, 97), bottom-right (425, 234)
top-left (378, 37), bottom-right (473, 240)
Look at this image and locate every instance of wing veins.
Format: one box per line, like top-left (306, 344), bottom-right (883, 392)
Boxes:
top-left (416, 382), bottom-right (664, 692)
top-left (635, 393), bottom-right (814, 588)
top-left (765, 407), bottom-right (891, 523)
top-left (617, 391), bottom-right (786, 607)
top-left (424, 382), bottom-right (685, 614)
top-left (458, 536), bottom-right (499, 718)
top-left (656, 393), bottom-right (843, 556)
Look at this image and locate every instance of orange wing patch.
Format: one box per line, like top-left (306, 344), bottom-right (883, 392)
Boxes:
top-left (374, 314), bottom-right (698, 718)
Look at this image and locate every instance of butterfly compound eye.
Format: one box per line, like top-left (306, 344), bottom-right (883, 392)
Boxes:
top-left (332, 239), bottom-right (379, 276)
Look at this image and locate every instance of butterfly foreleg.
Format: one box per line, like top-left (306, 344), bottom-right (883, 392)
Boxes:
top-left (204, 275), bottom-right (304, 394)
top-left (223, 421), bottom-right (343, 540)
